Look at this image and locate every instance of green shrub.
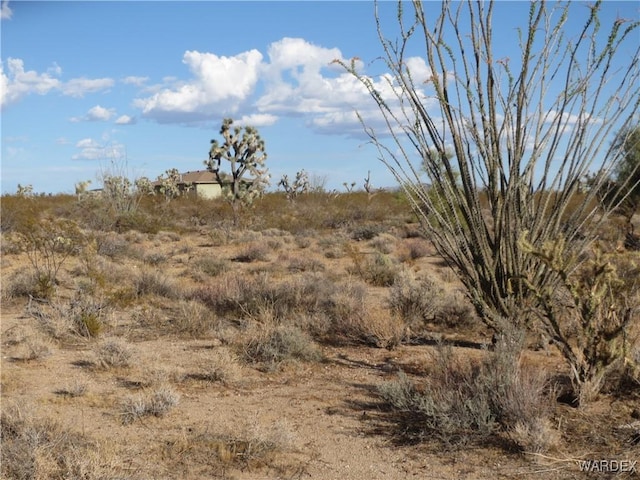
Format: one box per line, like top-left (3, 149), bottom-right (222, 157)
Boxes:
top-left (242, 324), bottom-right (322, 371)
top-left (378, 342), bottom-right (554, 449)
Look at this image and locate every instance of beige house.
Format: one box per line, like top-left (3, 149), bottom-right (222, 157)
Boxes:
top-left (153, 170), bottom-right (227, 199)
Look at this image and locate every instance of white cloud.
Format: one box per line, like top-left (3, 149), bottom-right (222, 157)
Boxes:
top-left (115, 114), bottom-right (136, 125)
top-left (1, 58), bottom-right (114, 108)
top-left (122, 76), bottom-right (148, 86)
top-left (76, 138), bottom-right (100, 149)
top-left (1, 0), bottom-right (12, 20)
top-left (131, 37), bottom-right (441, 137)
top-left (237, 113), bottom-right (278, 127)
top-left (61, 77), bottom-right (114, 98)
top-left (87, 105), bottom-right (115, 121)
top-left (134, 49), bottom-right (263, 123)
top-left (69, 105), bottom-right (116, 123)
top-left (72, 138), bottom-right (125, 161)
top-left (0, 58), bottom-right (61, 107)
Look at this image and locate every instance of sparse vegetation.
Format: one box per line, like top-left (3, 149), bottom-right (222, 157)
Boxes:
top-left (1, 185), bottom-right (638, 478)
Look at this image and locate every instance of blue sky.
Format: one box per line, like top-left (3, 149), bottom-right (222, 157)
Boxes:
top-left (1, 1), bottom-right (638, 194)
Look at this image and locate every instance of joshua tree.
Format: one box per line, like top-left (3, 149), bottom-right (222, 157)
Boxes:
top-left (205, 118), bottom-right (270, 224)
top-left (279, 170), bottom-right (310, 201)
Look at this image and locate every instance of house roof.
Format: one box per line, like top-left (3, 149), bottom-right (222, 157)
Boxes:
top-left (177, 170), bottom-right (223, 184)
top-left (152, 169), bottom-right (231, 186)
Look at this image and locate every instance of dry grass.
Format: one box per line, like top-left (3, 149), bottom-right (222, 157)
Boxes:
top-left (1, 192), bottom-right (637, 477)
top-left (120, 385), bottom-right (180, 425)
top-left (1, 403), bottom-right (121, 479)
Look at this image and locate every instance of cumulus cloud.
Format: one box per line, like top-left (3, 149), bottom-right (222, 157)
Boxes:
top-left (131, 37), bottom-right (441, 137)
top-left (1, 0), bottom-right (12, 20)
top-left (134, 49), bottom-right (263, 123)
top-left (72, 138), bottom-right (125, 161)
top-left (115, 114), bottom-right (136, 125)
top-left (0, 58), bottom-right (114, 108)
top-left (70, 104), bottom-right (116, 122)
top-left (1, 58), bottom-right (61, 107)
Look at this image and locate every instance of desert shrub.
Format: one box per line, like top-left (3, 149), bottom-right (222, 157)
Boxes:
top-left (198, 349), bottom-right (242, 384)
top-left (369, 233), bottom-right (397, 254)
top-left (347, 246), bottom-right (400, 287)
top-left (67, 294), bottom-right (108, 338)
top-left (350, 224), bottom-right (381, 241)
top-left (389, 271), bottom-right (475, 331)
top-left (135, 269), bottom-right (181, 299)
top-left (294, 234), bottom-right (312, 249)
top-left (379, 342), bottom-right (554, 449)
top-left (2, 270), bottom-right (41, 301)
top-left (197, 256), bottom-right (229, 277)
top-left (144, 252), bottom-right (168, 265)
top-left (286, 255), bottom-right (325, 273)
top-left (1, 403), bottom-right (116, 479)
top-left (171, 299), bottom-right (218, 337)
top-left (397, 238), bottom-right (430, 262)
top-left (232, 242), bottom-right (270, 263)
top-left (94, 231), bottom-right (130, 259)
top-left (10, 217), bottom-right (86, 299)
top-left (94, 338), bottom-right (133, 369)
top-left (242, 324), bottom-right (322, 371)
top-left (121, 385), bottom-right (180, 425)
top-left (388, 270), bottom-right (443, 328)
top-left (164, 419), bottom-right (294, 475)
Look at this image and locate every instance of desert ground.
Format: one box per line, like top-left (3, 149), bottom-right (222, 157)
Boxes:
top-left (1, 192), bottom-right (638, 479)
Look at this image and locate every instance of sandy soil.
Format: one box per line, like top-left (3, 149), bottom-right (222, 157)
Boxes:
top-left (1, 227), bottom-right (638, 480)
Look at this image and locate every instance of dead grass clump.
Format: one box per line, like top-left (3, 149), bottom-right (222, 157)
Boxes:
top-left (198, 349), bottom-right (242, 384)
top-left (93, 337), bottom-right (133, 369)
top-left (389, 271), bottom-right (475, 331)
top-left (294, 234), bottom-right (312, 249)
top-left (232, 242), bottom-right (270, 262)
top-left (388, 270), bottom-right (442, 327)
top-left (192, 272), bottom-right (335, 324)
top-left (397, 238), bottom-right (431, 262)
top-left (55, 380), bottom-right (88, 398)
top-left (2, 325), bottom-right (52, 361)
top-left (370, 233), bottom-right (397, 254)
top-left (2, 270), bottom-right (41, 301)
top-left (196, 256), bottom-right (228, 277)
top-left (242, 324), bottom-right (322, 371)
top-left (135, 269), bottom-right (181, 299)
top-left (165, 419), bottom-right (296, 476)
top-left (121, 385), bottom-right (180, 425)
top-left (1, 403), bottom-right (117, 479)
top-left (347, 247), bottom-right (400, 287)
top-left (350, 224), bottom-right (382, 241)
top-left (286, 255), bottom-right (326, 273)
top-left (144, 251), bottom-right (168, 265)
top-left (316, 279), bottom-right (404, 347)
top-left (378, 342), bottom-right (555, 450)
top-left (94, 231), bottom-right (130, 259)
top-left (172, 299), bottom-right (218, 337)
